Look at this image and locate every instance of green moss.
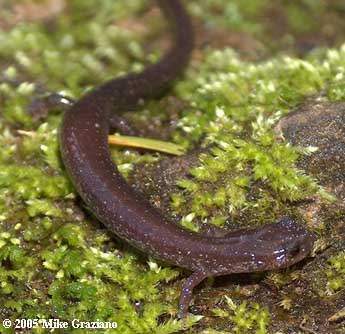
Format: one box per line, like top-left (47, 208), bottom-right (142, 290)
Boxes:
top-left (20, 121), bottom-right (62, 169)
top-left (0, 0), bottom-right (343, 333)
top-left (312, 251), bottom-right (345, 299)
top-left (0, 165), bottom-right (71, 200)
top-left (0, 0), bottom-right (148, 96)
top-left (286, 4), bottom-right (315, 34)
top-left (325, 252), bottom-right (345, 294)
top-left (211, 296), bottom-right (270, 334)
top-left (188, 0), bottom-right (268, 35)
top-left (170, 46), bottom-right (340, 229)
top-left (0, 82), bottom-right (34, 126)
top-left (0, 1), bottom-right (202, 331)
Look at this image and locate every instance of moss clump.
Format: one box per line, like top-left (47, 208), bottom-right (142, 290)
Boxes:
top-left (188, 0), bottom-right (269, 35)
top-left (0, 0), bottom-right (343, 333)
top-left (0, 0), bottom-right (148, 96)
top-left (171, 47), bottom-right (339, 230)
top-left (1, 221), bottom-right (202, 333)
top-left (189, 0), bottom-right (345, 54)
top-left (325, 252), bottom-right (345, 295)
top-left (0, 80), bottom-right (35, 126)
top-left (0, 1), bottom-right (202, 332)
top-left (211, 296), bottom-right (270, 334)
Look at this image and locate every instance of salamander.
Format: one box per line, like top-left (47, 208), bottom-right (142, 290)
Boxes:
top-left (60, 0), bottom-right (316, 317)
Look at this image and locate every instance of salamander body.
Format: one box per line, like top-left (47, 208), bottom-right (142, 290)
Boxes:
top-left (60, 0), bottom-right (316, 317)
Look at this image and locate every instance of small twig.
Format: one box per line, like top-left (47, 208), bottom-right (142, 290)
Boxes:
top-left (299, 324), bottom-right (318, 334)
top-left (17, 130), bottom-right (37, 137)
top-left (328, 307), bottom-right (345, 323)
top-left (108, 134), bottom-right (186, 156)
top-left (299, 320), bottom-right (318, 334)
top-left (17, 130), bottom-right (185, 156)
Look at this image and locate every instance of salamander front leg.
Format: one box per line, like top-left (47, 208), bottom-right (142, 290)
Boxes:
top-left (178, 270), bottom-right (208, 319)
top-left (27, 93), bottom-right (74, 120)
top-left (0, 76), bottom-right (74, 120)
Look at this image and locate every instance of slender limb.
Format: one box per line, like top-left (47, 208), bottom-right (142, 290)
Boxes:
top-left (1, 76), bottom-right (74, 119)
top-left (178, 270), bottom-right (208, 319)
top-left (1, 75), bottom-right (137, 132)
top-left (27, 93), bottom-right (74, 120)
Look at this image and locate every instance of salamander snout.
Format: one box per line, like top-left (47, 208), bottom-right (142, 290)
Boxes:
top-left (250, 217), bottom-right (316, 270)
top-left (269, 217), bottom-right (316, 268)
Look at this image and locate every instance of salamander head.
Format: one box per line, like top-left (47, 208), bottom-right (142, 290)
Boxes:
top-left (251, 217), bottom-right (316, 270)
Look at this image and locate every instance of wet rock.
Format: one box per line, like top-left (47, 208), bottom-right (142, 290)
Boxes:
top-left (275, 101), bottom-right (345, 205)
top-left (273, 101), bottom-right (345, 333)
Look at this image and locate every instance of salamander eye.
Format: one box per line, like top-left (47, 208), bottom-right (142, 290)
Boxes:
top-left (287, 243), bottom-right (301, 258)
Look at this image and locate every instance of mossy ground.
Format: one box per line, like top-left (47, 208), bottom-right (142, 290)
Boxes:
top-left (0, 0), bottom-right (344, 333)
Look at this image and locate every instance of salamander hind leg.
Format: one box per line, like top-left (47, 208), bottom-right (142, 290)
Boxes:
top-left (178, 270), bottom-right (208, 319)
top-left (200, 223), bottom-right (232, 238)
top-left (108, 115), bottom-right (138, 136)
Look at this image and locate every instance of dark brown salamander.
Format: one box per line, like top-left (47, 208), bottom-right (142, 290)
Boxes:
top-left (60, 0), bottom-right (316, 317)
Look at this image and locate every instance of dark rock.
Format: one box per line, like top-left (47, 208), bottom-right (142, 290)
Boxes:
top-left (275, 101), bottom-right (345, 205)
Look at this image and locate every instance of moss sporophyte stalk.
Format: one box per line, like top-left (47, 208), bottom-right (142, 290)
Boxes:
top-left (0, 0), bottom-right (343, 333)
